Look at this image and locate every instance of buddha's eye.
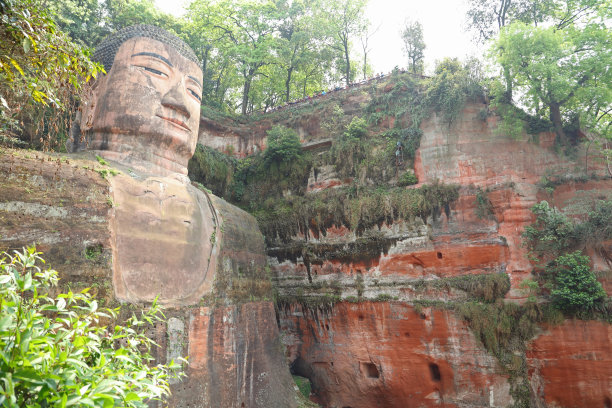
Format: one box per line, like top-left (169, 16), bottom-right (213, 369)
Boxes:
top-left (137, 65), bottom-right (168, 78)
top-left (189, 89), bottom-right (202, 102)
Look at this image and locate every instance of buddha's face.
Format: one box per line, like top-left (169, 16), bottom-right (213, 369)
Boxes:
top-left (87, 37), bottom-right (203, 175)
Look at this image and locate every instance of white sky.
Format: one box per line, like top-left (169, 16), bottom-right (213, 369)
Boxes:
top-left (154, 0), bottom-right (484, 74)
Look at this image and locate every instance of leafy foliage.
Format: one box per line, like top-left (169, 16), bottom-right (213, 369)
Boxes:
top-left (263, 125), bottom-right (304, 166)
top-left (0, 0), bottom-right (102, 149)
top-left (0, 248), bottom-right (183, 407)
top-left (488, 0), bottom-right (611, 146)
top-left (425, 58), bottom-right (484, 125)
top-left (400, 20), bottom-right (425, 74)
top-left (523, 201), bottom-right (582, 262)
top-left (397, 171), bottom-right (418, 186)
top-left (475, 187), bottom-right (494, 219)
top-left (549, 251), bottom-right (606, 314)
top-left (523, 200), bottom-right (611, 316)
top-left (255, 181), bottom-right (459, 245)
top-left (188, 144), bottom-right (237, 197)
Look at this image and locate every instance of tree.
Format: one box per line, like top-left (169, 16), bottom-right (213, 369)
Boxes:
top-left (46, 0), bottom-right (109, 48)
top-left (550, 251), bottom-right (606, 314)
top-left (104, 0), bottom-right (183, 34)
top-left (492, 17), bottom-right (611, 139)
top-left (465, 0), bottom-right (555, 43)
top-left (275, 0), bottom-right (332, 102)
top-left (0, 247), bottom-right (183, 407)
top-left (198, 0), bottom-right (280, 115)
top-left (0, 0), bottom-right (101, 149)
top-left (325, 0), bottom-right (368, 86)
top-left (400, 20), bottom-right (425, 74)
top-left (359, 21), bottom-right (379, 80)
top-left (425, 58), bottom-right (484, 125)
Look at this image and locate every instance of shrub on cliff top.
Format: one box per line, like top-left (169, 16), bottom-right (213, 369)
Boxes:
top-left (0, 247), bottom-right (183, 407)
top-left (425, 57), bottom-right (484, 125)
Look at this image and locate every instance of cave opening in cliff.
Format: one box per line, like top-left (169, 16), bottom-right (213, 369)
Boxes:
top-left (437, 251), bottom-right (443, 259)
top-left (361, 362), bottom-right (380, 378)
top-left (429, 363), bottom-right (441, 381)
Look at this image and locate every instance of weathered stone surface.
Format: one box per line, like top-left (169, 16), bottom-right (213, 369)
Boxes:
top-left (0, 149), bottom-right (113, 296)
top-left (527, 320), bottom-right (612, 408)
top-left (111, 173), bottom-right (220, 306)
top-left (0, 149), bottom-right (296, 408)
top-left (280, 302), bottom-right (513, 408)
top-left (263, 90), bottom-right (611, 407)
top-left (165, 302), bottom-right (297, 408)
top-left (80, 35), bottom-right (203, 177)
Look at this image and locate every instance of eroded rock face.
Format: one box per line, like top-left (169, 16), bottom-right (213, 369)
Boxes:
top-left (264, 91), bottom-right (611, 407)
top-left (527, 320), bottom-right (612, 408)
top-left (280, 302), bottom-right (513, 408)
top-left (164, 302), bottom-right (297, 408)
top-left (0, 149), bottom-right (297, 408)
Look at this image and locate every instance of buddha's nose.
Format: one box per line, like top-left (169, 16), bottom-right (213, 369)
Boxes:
top-left (161, 81), bottom-right (190, 119)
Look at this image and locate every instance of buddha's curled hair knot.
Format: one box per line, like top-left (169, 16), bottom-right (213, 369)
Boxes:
top-left (93, 24), bottom-right (199, 72)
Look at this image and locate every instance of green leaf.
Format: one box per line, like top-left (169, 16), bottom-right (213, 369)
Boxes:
top-left (0, 315), bottom-right (13, 331)
top-left (124, 392), bottom-right (141, 402)
top-left (22, 37), bottom-right (31, 53)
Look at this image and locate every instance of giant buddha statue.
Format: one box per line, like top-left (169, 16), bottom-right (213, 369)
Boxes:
top-left (0, 26), bottom-right (295, 407)
top-left (69, 25), bottom-right (262, 306)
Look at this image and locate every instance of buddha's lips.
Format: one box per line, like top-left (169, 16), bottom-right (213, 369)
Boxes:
top-left (156, 115), bottom-right (191, 133)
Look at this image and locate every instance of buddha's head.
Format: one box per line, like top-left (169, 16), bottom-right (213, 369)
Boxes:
top-left (80, 25), bottom-right (203, 177)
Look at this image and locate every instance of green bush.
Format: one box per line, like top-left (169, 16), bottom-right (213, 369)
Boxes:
top-left (522, 201), bottom-right (575, 263)
top-left (475, 187), bottom-right (494, 219)
top-left (0, 0), bottom-right (101, 149)
top-left (344, 116), bottom-right (368, 140)
top-left (0, 248), bottom-right (183, 407)
top-left (263, 125), bottom-right (303, 166)
top-left (550, 251), bottom-right (606, 314)
top-left (292, 375), bottom-right (311, 398)
top-left (425, 58), bottom-right (484, 125)
top-left (397, 172), bottom-right (418, 186)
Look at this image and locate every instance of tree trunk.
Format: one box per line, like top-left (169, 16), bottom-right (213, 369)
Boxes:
top-left (344, 40), bottom-right (350, 86)
top-left (363, 52), bottom-right (367, 80)
top-left (503, 65), bottom-right (512, 102)
top-left (285, 67), bottom-right (293, 102)
top-left (241, 77), bottom-right (251, 115)
top-left (549, 101), bottom-right (565, 140)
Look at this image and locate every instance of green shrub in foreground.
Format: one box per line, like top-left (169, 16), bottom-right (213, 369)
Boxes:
top-left (0, 248), bottom-right (184, 407)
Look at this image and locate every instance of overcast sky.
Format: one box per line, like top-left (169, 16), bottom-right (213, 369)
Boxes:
top-left (154, 0), bottom-right (484, 74)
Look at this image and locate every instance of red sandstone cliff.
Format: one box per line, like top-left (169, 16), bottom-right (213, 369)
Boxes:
top-left (196, 78), bottom-right (611, 407)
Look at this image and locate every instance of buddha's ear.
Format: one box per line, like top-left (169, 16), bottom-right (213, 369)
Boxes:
top-left (80, 74), bottom-right (108, 132)
top-left (66, 75), bottom-right (108, 152)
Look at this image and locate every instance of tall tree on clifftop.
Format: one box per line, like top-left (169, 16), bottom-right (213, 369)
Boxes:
top-left (491, 1), bottom-right (611, 140)
top-left (192, 0), bottom-right (279, 115)
top-left (325, 0), bottom-right (368, 86)
top-left (275, 0), bottom-right (334, 102)
top-left (400, 19), bottom-right (425, 74)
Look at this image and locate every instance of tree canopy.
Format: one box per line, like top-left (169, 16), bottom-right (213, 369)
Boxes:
top-left (0, 0), bottom-right (101, 148)
top-left (400, 20), bottom-right (425, 74)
